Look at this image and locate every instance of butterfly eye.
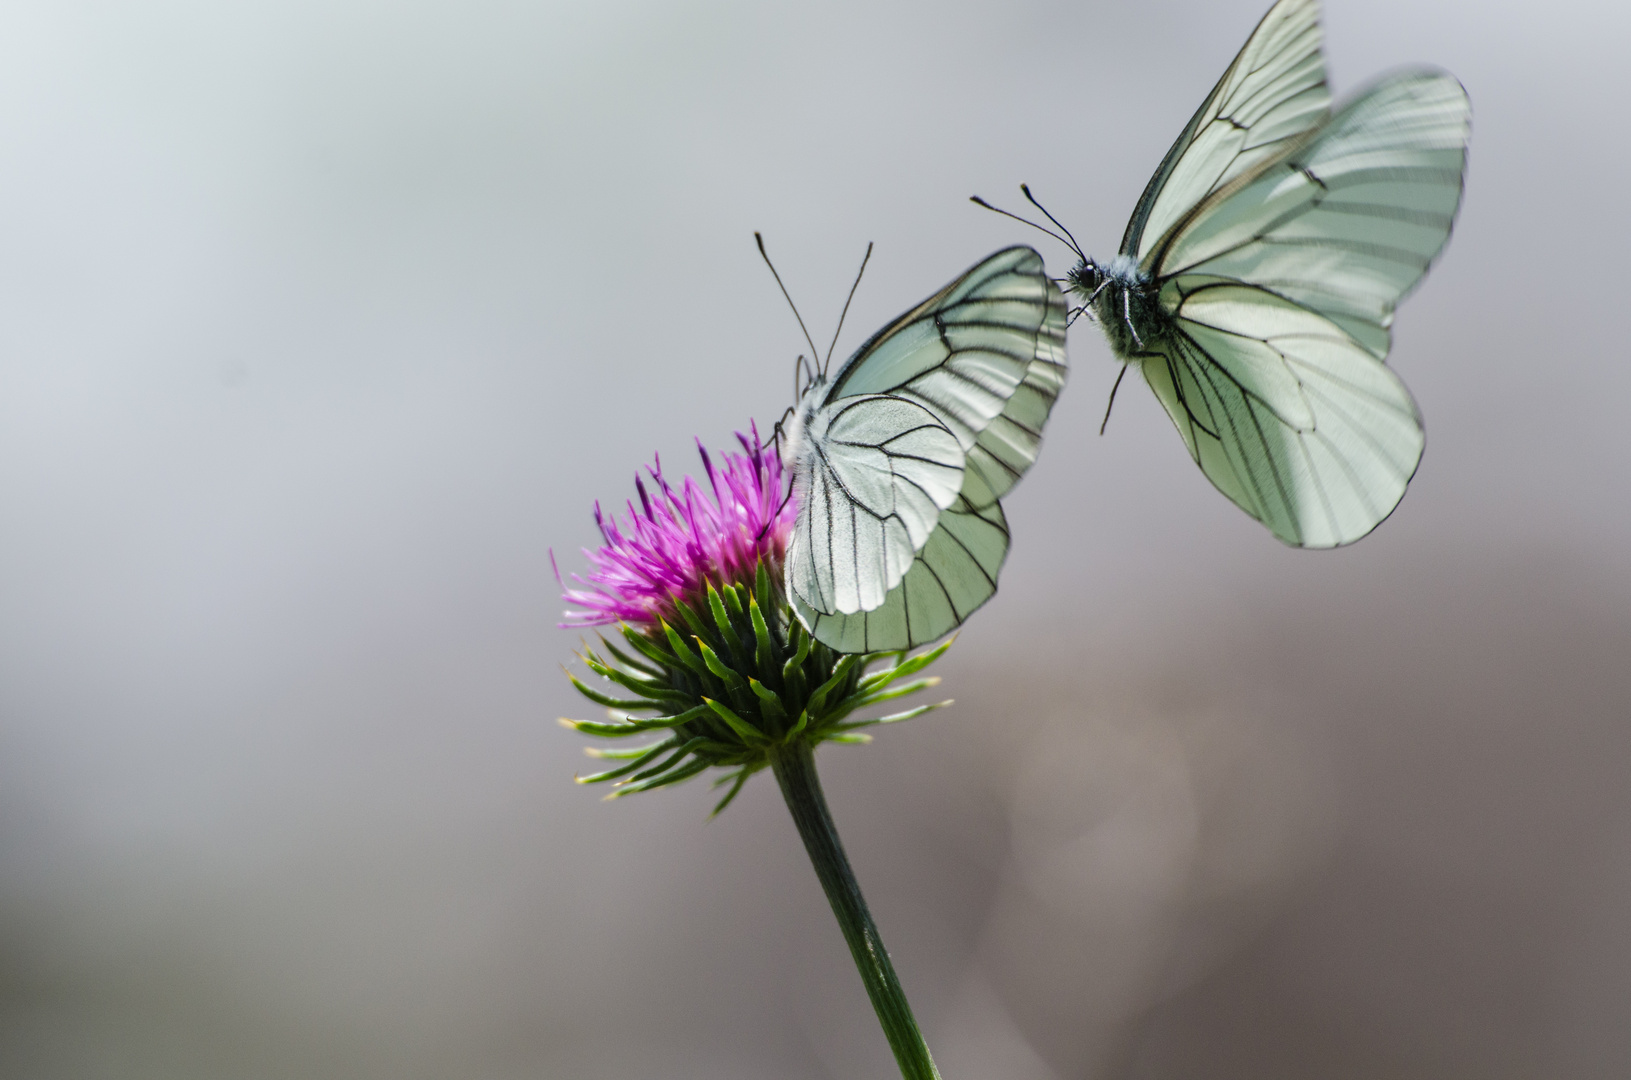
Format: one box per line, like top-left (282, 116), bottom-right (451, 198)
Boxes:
top-left (1066, 262), bottom-right (1090, 289)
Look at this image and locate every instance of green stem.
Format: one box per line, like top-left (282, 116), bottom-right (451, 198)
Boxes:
top-left (770, 741), bottom-right (941, 1080)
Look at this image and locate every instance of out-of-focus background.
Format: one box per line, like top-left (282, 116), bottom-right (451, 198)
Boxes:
top-left (0, 0), bottom-right (1626, 1076)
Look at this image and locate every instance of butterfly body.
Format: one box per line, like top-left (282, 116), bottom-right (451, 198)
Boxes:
top-left (779, 375), bottom-right (820, 474)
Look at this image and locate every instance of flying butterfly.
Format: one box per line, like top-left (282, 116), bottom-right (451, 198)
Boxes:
top-left (976, 0), bottom-right (1470, 547)
top-left (759, 238), bottom-right (1068, 651)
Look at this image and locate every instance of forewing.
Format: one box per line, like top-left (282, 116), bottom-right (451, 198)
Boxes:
top-left (1124, 0), bottom-right (1330, 260)
top-left (1154, 70), bottom-right (1470, 357)
top-left (793, 494), bottom-right (1010, 651)
top-left (786, 396), bottom-right (964, 616)
top-left (1141, 279), bottom-right (1424, 548)
top-left (827, 246), bottom-right (1068, 504)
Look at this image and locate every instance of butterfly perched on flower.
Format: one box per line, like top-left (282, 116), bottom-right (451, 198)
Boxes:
top-left (766, 243), bottom-right (1069, 651)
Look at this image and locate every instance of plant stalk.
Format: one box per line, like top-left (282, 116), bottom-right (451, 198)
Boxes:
top-left (770, 741), bottom-right (941, 1080)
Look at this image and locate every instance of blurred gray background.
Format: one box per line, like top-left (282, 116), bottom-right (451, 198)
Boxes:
top-left (0, 0), bottom-right (1626, 1077)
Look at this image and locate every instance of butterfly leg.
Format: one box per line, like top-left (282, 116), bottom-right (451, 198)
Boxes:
top-left (1123, 290), bottom-right (1144, 350)
top-left (757, 483), bottom-right (796, 542)
top-left (1100, 364), bottom-right (1129, 436)
top-left (767, 406), bottom-right (796, 452)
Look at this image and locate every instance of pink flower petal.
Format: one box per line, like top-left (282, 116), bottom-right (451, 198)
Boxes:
top-left (559, 423), bottom-right (794, 628)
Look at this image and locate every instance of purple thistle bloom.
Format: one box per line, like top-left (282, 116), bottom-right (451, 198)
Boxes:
top-left (559, 423), bottom-right (795, 629)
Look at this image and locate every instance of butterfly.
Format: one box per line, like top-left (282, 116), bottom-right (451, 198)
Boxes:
top-left (978, 0), bottom-right (1471, 548)
top-left (766, 243), bottom-right (1068, 651)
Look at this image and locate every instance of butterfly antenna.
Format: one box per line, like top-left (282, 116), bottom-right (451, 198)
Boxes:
top-left (969, 194), bottom-right (1077, 254)
top-left (1020, 184), bottom-right (1086, 261)
top-left (965, 195), bottom-right (1069, 251)
top-left (756, 232), bottom-right (821, 366)
top-left (823, 241), bottom-right (873, 377)
top-left (1100, 364), bottom-right (1129, 436)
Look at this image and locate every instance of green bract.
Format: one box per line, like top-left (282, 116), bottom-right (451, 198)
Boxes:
top-left (562, 561), bottom-right (952, 815)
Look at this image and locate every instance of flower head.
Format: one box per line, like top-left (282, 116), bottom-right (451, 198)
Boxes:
top-left (559, 425), bottom-right (794, 629)
top-left (558, 421), bottom-right (954, 814)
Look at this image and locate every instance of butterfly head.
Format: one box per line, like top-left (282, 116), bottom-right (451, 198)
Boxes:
top-left (1065, 257), bottom-right (1105, 305)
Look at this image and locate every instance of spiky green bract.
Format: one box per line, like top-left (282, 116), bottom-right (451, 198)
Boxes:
top-left (562, 561), bottom-right (952, 814)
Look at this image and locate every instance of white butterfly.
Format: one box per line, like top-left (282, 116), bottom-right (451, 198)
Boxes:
top-left (775, 245), bottom-right (1068, 651)
top-left (982, 0), bottom-right (1470, 548)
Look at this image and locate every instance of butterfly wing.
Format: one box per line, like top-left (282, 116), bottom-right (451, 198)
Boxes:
top-left (791, 494), bottom-right (1009, 652)
top-left (1151, 70), bottom-right (1472, 357)
top-left (1141, 278), bottom-right (1424, 547)
top-left (1135, 69), bottom-right (1468, 546)
top-left (785, 395), bottom-right (965, 616)
top-left (1123, 0), bottom-right (1330, 262)
top-left (961, 314), bottom-right (1070, 509)
top-left (827, 245), bottom-right (1068, 507)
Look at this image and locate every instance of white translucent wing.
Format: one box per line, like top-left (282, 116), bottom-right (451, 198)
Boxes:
top-left (827, 246), bottom-right (1068, 506)
top-left (1152, 70), bottom-right (1471, 357)
top-left (962, 302), bottom-right (1069, 508)
top-left (793, 494), bottom-right (1009, 651)
top-left (786, 396), bottom-right (964, 616)
top-left (1125, 0), bottom-right (1330, 261)
top-left (1140, 279), bottom-right (1424, 547)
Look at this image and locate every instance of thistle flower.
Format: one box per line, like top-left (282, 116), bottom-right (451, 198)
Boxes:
top-left (559, 426), bottom-right (792, 629)
top-left (558, 425), bottom-right (953, 816)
